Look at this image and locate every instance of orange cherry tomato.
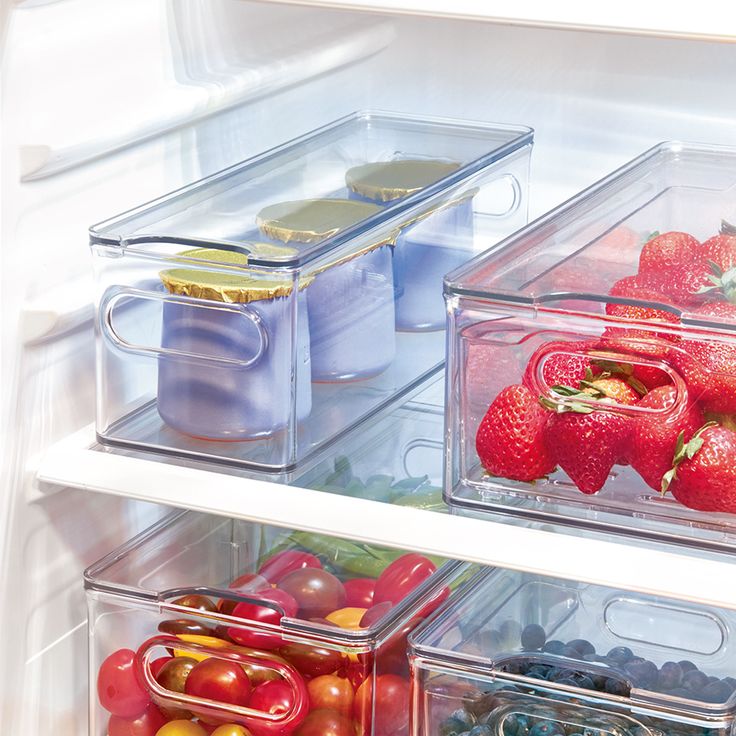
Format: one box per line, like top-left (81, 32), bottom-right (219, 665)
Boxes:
top-left (307, 675), bottom-right (353, 716)
top-left (324, 607), bottom-right (367, 630)
top-left (210, 726), bottom-right (253, 736)
top-left (155, 721), bottom-right (209, 736)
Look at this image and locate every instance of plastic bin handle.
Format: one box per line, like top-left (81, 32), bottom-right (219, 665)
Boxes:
top-left (484, 172), bottom-right (523, 219)
top-left (135, 634), bottom-right (309, 728)
top-left (99, 286), bottom-right (268, 368)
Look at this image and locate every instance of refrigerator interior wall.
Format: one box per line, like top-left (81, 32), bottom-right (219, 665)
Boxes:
top-left (1, 1), bottom-right (735, 733)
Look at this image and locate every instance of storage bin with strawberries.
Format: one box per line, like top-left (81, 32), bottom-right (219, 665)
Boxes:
top-left (409, 566), bottom-right (736, 736)
top-left (86, 510), bottom-right (467, 736)
top-left (445, 141), bottom-right (736, 549)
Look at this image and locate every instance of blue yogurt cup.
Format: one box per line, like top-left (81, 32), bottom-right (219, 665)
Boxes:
top-left (346, 159), bottom-right (475, 331)
top-left (157, 249), bottom-right (311, 440)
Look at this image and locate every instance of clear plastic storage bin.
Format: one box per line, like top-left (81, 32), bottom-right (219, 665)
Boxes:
top-left (91, 110), bottom-right (532, 470)
top-left (445, 141), bottom-right (736, 550)
top-left (409, 567), bottom-right (736, 736)
top-left (86, 510), bottom-right (469, 736)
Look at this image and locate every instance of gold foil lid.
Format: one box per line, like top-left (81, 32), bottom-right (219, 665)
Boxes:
top-left (256, 198), bottom-right (382, 244)
top-left (160, 247), bottom-right (309, 304)
top-left (345, 159), bottom-right (461, 203)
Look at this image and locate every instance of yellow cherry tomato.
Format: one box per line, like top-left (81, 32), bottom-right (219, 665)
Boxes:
top-left (174, 634), bottom-right (229, 662)
top-left (210, 726), bottom-right (254, 736)
top-left (156, 720), bottom-right (208, 736)
top-left (325, 607), bottom-right (368, 630)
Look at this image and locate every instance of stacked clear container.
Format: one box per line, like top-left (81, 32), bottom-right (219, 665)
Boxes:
top-left (91, 110), bottom-right (532, 471)
top-left (410, 567), bottom-right (736, 736)
top-left (445, 142), bottom-right (736, 550)
top-left (86, 510), bottom-right (469, 736)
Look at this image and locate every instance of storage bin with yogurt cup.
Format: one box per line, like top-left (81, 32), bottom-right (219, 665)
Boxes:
top-left (409, 566), bottom-right (736, 736)
top-left (444, 141), bottom-right (736, 551)
top-left (85, 510), bottom-right (470, 736)
top-left (91, 110), bottom-right (532, 471)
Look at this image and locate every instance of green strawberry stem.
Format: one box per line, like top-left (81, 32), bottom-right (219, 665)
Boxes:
top-left (660, 421), bottom-right (719, 494)
top-left (721, 219), bottom-right (736, 236)
top-left (696, 259), bottom-right (736, 304)
top-left (590, 359), bottom-right (647, 396)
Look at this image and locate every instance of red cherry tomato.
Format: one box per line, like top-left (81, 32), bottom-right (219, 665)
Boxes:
top-left (353, 675), bottom-right (410, 736)
top-left (108, 704), bottom-right (167, 736)
top-left (373, 554), bottom-right (436, 606)
top-left (258, 551), bottom-right (322, 585)
top-left (172, 595), bottom-right (219, 613)
top-left (150, 656), bottom-right (172, 679)
top-left (294, 709), bottom-right (353, 736)
top-left (219, 574), bottom-right (271, 615)
top-left (359, 601), bottom-right (393, 628)
top-left (343, 578), bottom-right (375, 608)
top-left (278, 643), bottom-right (343, 678)
top-left (184, 658), bottom-right (252, 707)
top-left (98, 648), bottom-right (151, 718)
top-left (246, 680), bottom-right (309, 736)
top-left (375, 618), bottom-right (421, 676)
top-left (277, 569), bottom-right (346, 619)
top-left (306, 675), bottom-right (353, 715)
top-left (227, 589), bottom-right (298, 650)
top-left (416, 584), bottom-right (450, 620)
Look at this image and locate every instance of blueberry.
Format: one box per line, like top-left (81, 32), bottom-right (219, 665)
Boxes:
top-left (624, 659), bottom-right (659, 688)
top-left (469, 727), bottom-right (494, 736)
top-left (668, 687), bottom-right (690, 698)
top-left (543, 640), bottom-right (566, 655)
top-left (574, 674), bottom-right (596, 691)
top-left (678, 660), bottom-right (698, 673)
top-left (705, 675), bottom-right (720, 685)
top-left (724, 677), bottom-right (736, 691)
top-left (529, 720), bottom-right (565, 736)
top-left (527, 664), bottom-right (552, 680)
top-left (504, 659), bottom-right (532, 675)
top-left (656, 662), bottom-right (683, 691)
top-left (561, 645), bottom-right (584, 659)
top-left (701, 680), bottom-right (734, 703)
top-left (521, 624), bottom-right (547, 650)
top-left (606, 647), bottom-right (634, 664)
top-left (591, 674), bottom-right (609, 691)
top-left (499, 620), bottom-right (523, 647)
top-left (442, 710), bottom-right (476, 735)
top-left (604, 677), bottom-right (629, 696)
top-left (682, 669), bottom-right (709, 692)
top-left (503, 714), bottom-right (528, 736)
top-left (567, 639), bottom-right (596, 657)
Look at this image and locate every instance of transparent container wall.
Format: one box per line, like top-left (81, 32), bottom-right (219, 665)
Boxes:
top-left (410, 569), bottom-right (736, 736)
top-left (296, 374), bottom-right (446, 509)
top-left (91, 111), bottom-right (532, 471)
top-left (445, 143), bottom-right (736, 550)
top-left (86, 511), bottom-right (465, 736)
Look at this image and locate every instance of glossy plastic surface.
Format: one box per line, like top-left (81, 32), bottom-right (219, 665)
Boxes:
top-left (91, 110), bottom-right (532, 470)
top-left (86, 510), bottom-right (467, 736)
top-left (445, 142), bottom-right (736, 550)
top-left (410, 568), bottom-right (736, 736)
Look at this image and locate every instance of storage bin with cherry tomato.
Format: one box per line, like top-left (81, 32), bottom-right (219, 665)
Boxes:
top-left (86, 510), bottom-right (468, 736)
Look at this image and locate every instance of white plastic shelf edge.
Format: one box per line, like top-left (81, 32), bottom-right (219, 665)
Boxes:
top-left (260, 0), bottom-right (736, 41)
top-left (36, 424), bottom-right (736, 612)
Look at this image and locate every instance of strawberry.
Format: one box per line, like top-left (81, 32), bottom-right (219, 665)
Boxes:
top-left (475, 384), bottom-right (556, 482)
top-left (638, 231), bottom-right (701, 275)
top-left (664, 423), bottom-right (736, 513)
top-left (629, 385), bottom-right (704, 492)
top-left (669, 302), bottom-right (736, 413)
top-left (638, 263), bottom-right (711, 307)
top-left (542, 378), bottom-right (638, 494)
top-left (522, 340), bottom-right (596, 393)
top-left (696, 232), bottom-right (736, 303)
